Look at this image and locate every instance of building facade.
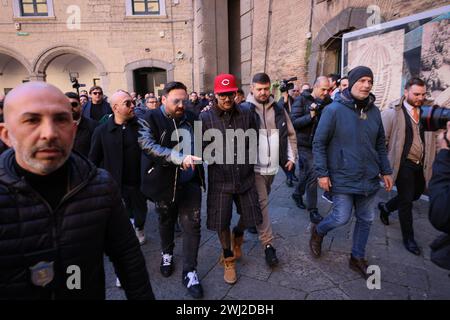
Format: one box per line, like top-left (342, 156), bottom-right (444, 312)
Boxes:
top-left (1, 0), bottom-right (449, 96)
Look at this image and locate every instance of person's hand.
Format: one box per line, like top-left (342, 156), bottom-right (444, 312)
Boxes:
top-left (436, 121), bottom-right (450, 151)
top-left (282, 91), bottom-right (289, 103)
top-left (382, 175), bottom-right (393, 192)
top-left (285, 160), bottom-right (295, 172)
top-left (318, 177), bottom-right (332, 192)
top-left (201, 105), bottom-right (211, 113)
top-left (182, 155), bottom-right (202, 170)
top-left (310, 103), bottom-right (317, 118)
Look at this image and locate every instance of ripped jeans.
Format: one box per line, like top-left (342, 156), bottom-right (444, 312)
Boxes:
top-left (155, 181), bottom-right (202, 273)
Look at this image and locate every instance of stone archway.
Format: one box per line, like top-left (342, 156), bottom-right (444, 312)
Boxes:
top-left (0, 46), bottom-right (32, 93)
top-left (124, 59), bottom-right (174, 93)
top-left (308, 7), bottom-right (384, 81)
top-left (32, 45), bottom-right (108, 91)
top-left (0, 46), bottom-right (32, 74)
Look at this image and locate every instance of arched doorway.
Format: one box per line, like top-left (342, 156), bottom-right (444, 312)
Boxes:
top-left (33, 45), bottom-right (107, 93)
top-left (44, 54), bottom-right (100, 93)
top-left (124, 59), bottom-right (174, 97)
top-left (308, 7), bottom-right (379, 81)
top-left (133, 67), bottom-right (167, 97)
top-left (0, 53), bottom-right (30, 94)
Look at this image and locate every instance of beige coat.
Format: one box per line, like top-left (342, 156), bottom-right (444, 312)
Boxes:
top-left (381, 97), bottom-right (435, 184)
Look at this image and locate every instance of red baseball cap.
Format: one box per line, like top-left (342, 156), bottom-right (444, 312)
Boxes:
top-left (214, 74), bottom-right (238, 94)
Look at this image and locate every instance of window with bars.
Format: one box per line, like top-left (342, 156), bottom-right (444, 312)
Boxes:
top-left (19, 0), bottom-right (48, 16)
top-left (132, 0), bottom-right (160, 15)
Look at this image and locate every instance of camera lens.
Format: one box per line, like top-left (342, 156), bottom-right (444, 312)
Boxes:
top-left (421, 105), bottom-right (450, 131)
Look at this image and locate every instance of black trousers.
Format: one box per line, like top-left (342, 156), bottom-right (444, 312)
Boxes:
top-left (386, 160), bottom-right (425, 240)
top-left (155, 181), bottom-right (202, 273)
top-left (122, 185), bottom-right (148, 229)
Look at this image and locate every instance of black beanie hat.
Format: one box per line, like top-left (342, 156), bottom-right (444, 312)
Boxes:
top-left (348, 66), bottom-right (374, 90)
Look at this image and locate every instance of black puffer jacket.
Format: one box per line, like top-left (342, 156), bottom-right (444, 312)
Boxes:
top-left (0, 150), bottom-right (154, 300)
top-left (291, 91), bottom-right (332, 148)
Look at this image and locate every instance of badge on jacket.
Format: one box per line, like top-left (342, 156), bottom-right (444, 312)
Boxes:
top-left (30, 261), bottom-right (54, 287)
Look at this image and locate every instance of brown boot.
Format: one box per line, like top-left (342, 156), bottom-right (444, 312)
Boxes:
top-left (223, 257), bottom-right (237, 284)
top-left (309, 224), bottom-right (324, 258)
top-left (349, 255), bottom-right (369, 279)
top-left (232, 233), bottom-right (244, 260)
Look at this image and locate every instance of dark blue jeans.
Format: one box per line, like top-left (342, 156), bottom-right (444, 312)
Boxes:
top-left (294, 147), bottom-right (317, 211)
top-left (316, 192), bottom-right (377, 258)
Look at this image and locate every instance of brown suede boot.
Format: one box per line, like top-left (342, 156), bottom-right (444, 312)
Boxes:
top-left (309, 224), bottom-right (324, 258)
top-left (223, 256), bottom-right (237, 284)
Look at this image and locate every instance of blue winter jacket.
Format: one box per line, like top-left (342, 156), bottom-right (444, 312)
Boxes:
top-left (312, 89), bottom-right (392, 195)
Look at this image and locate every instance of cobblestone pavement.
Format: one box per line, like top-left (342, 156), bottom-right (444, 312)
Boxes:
top-left (106, 171), bottom-right (450, 300)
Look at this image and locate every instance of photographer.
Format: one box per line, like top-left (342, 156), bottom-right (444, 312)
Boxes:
top-left (278, 81), bottom-right (300, 187)
top-left (428, 121), bottom-right (450, 270)
top-left (278, 82), bottom-right (300, 114)
top-left (379, 78), bottom-right (428, 256)
top-left (291, 76), bottom-right (332, 223)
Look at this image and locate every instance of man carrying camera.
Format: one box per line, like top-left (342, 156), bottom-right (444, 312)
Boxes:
top-left (291, 76), bottom-right (332, 223)
top-left (378, 78), bottom-right (428, 255)
top-left (428, 121), bottom-right (450, 271)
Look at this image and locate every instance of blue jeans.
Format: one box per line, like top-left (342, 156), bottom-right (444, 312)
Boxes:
top-left (316, 192), bottom-right (377, 258)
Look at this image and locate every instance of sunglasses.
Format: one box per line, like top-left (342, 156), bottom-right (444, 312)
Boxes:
top-left (70, 101), bottom-right (80, 108)
top-left (92, 91), bottom-right (103, 95)
top-left (218, 92), bottom-right (235, 100)
top-left (122, 100), bottom-right (133, 108)
top-left (172, 98), bottom-right (190, 106)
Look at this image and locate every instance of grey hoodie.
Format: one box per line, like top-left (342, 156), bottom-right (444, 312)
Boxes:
top-left (246, 93), bottom-right (297, 175)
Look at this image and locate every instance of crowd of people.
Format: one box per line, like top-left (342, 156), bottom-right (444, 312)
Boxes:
top-left (0, 66), bottom-right (449, 300)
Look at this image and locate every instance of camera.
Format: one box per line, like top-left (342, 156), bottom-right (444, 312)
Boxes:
top-left (279, 77), bottom-right (298, 93)
top-left (420, 105), bottom-right (450, 131)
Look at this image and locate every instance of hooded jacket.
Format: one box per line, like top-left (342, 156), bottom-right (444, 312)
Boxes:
top-left (313, 89), bottom-right (392, 195)
top-left (243, 94), bottom-right (297, 175)
top-left (0, 150), bottom-right (154, 300)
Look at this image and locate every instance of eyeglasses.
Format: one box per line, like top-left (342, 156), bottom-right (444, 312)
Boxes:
top-left (218, 92), bottom-right (236, 100)
top-left (70, 101), bottom-right (80, 108)
top-left (92, 91), bottom-right (103, 95)
top-left (147, 101), bottom-right (157, 104)
top-left (172, 98), bottom-right (190, 106)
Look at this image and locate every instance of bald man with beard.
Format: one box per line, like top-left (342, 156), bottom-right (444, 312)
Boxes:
top-left (89, 90), bottom-right (148, 247)
top-left (0, 82), bottom-right (154, 300)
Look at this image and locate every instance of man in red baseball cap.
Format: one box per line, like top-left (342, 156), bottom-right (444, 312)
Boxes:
top-left (200, 74), bottom-right (262, 285)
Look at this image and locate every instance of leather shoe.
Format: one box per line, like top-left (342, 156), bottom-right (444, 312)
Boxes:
top-left (286, 177), bottom-right (294, 187)
top-left (349, 255), bottom-right (369, 279)
top-left (292, 194), bottom-right (306, 209)
top-left (309, 224), bottom-right (324, 258)
top-left (378, 202), bottom-right (390, 226)
top-left (403, 238), bottom-right (421, 255)
top-left (309, 209), bottom-right (323, 224)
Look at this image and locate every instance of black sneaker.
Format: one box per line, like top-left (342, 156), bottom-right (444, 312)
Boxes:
top-left (309, 209), bottom-right (323, 224)
top-left (292, 194), bottom-right (306, 209)
top-left (182, 270), bottom-right (203, 299)
top-left (378, 202), bottom-right (390, 226)
top-left (160, 253), bottom-right (174, 277)
top-left (264, 244), bottom-right (279, 267)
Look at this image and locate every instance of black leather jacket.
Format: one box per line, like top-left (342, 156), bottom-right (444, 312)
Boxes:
top-left (138, 108), bottom-right (205, 202)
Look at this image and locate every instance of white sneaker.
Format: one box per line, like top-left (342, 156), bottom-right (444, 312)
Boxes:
top-left (135, 228), bottom-right (146, 245)
top-left (115, 277), bottom-right (121, 288)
